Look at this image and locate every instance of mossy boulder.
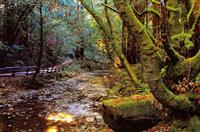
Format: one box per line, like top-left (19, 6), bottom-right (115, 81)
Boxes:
top-left (102, 94), bottom-right (161, 132)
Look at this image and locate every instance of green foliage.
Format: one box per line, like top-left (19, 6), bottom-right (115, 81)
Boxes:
top-left (56, 62), bottom-right (82, 78)
top-left (171, 32), bottom-right (194, 51)
top-left (0, 0), bottom-right (109, 66)
top-left (67, 63), bottom-right (81, 72)
top-left (57, 68), bottom-right (69, 78)
top-left (172, 116), bottom-right (200, 132)
top-left (108, 67), bottom-right (150, 97)
top-left (160, 66), bottom-right (168, 78)
top-left (195, 73), bottom-right (200, 82)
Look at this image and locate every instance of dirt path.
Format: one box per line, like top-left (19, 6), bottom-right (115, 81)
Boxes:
top-left (0, 71), bottom-right (112, 132)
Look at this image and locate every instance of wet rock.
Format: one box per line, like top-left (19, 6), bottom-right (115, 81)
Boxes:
top-left (102, 94), bottom-right (161, 132)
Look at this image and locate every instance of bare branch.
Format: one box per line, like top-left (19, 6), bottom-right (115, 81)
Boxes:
top-left (101, 3), bottom-right (118, 13)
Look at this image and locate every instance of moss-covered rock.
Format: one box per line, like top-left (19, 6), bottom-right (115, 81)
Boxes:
top-left (102, 94), bottom-right (160, 131)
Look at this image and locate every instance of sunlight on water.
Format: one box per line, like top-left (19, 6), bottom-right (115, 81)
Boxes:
top-left (46, 113), bottom-right (75, 123)
top-left (46, 126), bottom-right (58, 132)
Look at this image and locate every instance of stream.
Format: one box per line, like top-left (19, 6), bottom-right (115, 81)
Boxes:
top-left (0, 71), bottom-right (112, 132)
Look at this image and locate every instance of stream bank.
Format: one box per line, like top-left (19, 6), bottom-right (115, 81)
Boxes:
top-left (0, 71), bottom-right (112, 132)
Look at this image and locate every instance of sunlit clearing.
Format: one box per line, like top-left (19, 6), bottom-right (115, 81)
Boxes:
top-left (47, 113), bottom-right (75, 123)
top-left (46, 126), bottom-right (57, 132)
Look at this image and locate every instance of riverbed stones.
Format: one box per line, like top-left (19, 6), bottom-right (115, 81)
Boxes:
top-left (102, 94), bottom-right (160, 131)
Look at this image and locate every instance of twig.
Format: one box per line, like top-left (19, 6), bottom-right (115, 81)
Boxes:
top-left (101, 3), bottom-right (119, 13)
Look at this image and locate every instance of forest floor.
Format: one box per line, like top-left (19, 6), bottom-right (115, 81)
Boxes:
top-left (0, 70), bottom-right (113, 132)
top-left (0, 60), bottom-right (173, 132)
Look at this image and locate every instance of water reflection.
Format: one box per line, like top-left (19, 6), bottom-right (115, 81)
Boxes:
top-left (0, 96), bottom-right (80, 132)
top-left (47, 113), bottom-right (75, 123)
top-left (46, 126), bottom-right (58, 132)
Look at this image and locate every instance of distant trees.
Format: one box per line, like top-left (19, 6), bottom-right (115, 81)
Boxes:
top-left (0, 0), bottom-right (36, 66)
top-left (0, 0), bottom-right (109, 70)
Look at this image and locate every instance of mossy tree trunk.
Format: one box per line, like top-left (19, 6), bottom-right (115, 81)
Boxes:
top-left (79, 0), bottom-right (143, 88)
top-left (113, 0), bottom-right (194, 110)
top-left (162, 0), bottom-right (200, 81)
top-left (80, 0), bottom-right (200, 110)
top-left (122, 22), bottom-right (140, 64)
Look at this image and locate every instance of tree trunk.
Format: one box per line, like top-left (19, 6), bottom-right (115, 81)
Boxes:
top-left (113, 0), bottom-right (193, 110)
top-left (122, 22), bottom-right (140, 64)
top-left (32, 1), bottom-right (44, 81)
top-left (3, 1), bottom-right (14, 45)
top-left (79, 0), bottom-right (143, 88)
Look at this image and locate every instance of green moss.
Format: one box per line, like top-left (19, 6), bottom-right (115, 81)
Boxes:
top-left (170, 62), bottom-right (185, 77)
top-left (114, 0), bottom-right (193, 110)
top-left (103, 94), bottom-right (154, 108)
top-left (172, 116), bottom-right (200, 132)
top-left (102, 94), bottom-right (157, 118)
top-left (103, 97), bottom-right (128, 107)
top-left (160, 66), bottom-right (168, 78)
top-left (118, 101), bottom-right (155, 118)
top-left (57, 69), bottom-right (69, 78)
top-left (171, 32), bottom-right (194, 51)
top-left (187, 0), bottom-right (195, 22)
top-left (195, 73), bottom-right (200, 82)
top-left (188, 116), bottom-right (200, 131)
top-left (108, 67), bottom-right (149, 96)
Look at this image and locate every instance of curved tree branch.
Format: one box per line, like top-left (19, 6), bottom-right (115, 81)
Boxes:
top-left (160, 1), bottom-right (185, 63)
top-left (104, 0), bottom-right (113, 34)
top-left (113, 0), bottom-right (193, 110)
top-left (132, 6), bottom-right (160, 17)
top-left (150, 0), bottom-right (181, 13)
top-left (190, 5), bottom-right (200, 32)
top-left (79, 0), bottom-right (143, 88)
top-left (102, 3), bottom-right (119, 13)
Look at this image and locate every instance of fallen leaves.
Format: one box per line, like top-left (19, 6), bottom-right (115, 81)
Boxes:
top-left (0, 71), bottom-right (111, 131)
top-left (172, 78), bottom-right (200, 94)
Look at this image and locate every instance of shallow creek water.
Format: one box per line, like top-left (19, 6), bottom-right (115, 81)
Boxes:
top-left (0, 71), bottom-right (111, 132)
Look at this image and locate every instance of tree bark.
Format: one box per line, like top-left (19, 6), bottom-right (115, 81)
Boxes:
top-left (113, 0), bottom-right (193, 110)
top-left (79, 0), bottom-right (143, 88)
top-left (33, 1), bottom-right (44, 81)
